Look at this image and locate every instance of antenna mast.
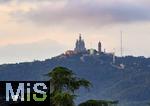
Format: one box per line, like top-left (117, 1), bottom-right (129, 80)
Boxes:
top-left (120, 31), bottom-right (123, 57)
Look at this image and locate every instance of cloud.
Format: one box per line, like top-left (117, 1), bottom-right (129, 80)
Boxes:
top-left (12, 0), bottom-right (150, 27)
top-left (0, 0), bottom-right (11, 3)
top-left (0, 0), bottom-right (49, 3)
top-left (0, 39), bottom-right (66, 64)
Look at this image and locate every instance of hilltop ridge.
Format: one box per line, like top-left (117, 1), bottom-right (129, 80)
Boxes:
top-left (0, 52), bottom-right (150, 106)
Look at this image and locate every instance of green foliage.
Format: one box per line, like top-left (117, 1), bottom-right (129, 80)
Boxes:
top-left (51, 91), bottom-right (76, 106)
top-left (47, 66), bottom-right (91, 106)
top-left (79, 100), bottom-right (119, 106)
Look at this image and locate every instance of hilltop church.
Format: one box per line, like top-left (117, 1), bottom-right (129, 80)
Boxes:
top-left (65, 34), bottom-right (102, 55)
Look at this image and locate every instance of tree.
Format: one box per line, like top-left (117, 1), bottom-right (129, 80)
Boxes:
top-left (78, 100), bottom-right (119, 106)
top-left (47, 66), bottom-right (91, 106)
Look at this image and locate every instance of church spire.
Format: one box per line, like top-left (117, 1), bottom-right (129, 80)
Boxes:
top-left (79, 33), bottom-right (82, 41)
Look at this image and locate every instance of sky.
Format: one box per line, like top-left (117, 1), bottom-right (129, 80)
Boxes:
top-left (0, 0), bottom-right (150, 64)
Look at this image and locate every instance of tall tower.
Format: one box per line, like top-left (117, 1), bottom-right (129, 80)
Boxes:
top-left (112, 48), bottom-right (116, 64)
top-left (74, 34), bottom-right (86, 53)
top-left (98, 41), bottom-right (102, 53)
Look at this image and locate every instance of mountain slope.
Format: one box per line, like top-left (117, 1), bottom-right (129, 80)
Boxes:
top-left (0, 53), bottom-right (150, 106)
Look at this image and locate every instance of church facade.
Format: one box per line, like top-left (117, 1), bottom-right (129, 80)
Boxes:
top-left (74, 34), bottom-right (86, 53)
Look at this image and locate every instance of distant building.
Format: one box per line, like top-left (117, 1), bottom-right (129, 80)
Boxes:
top-left (74, 34), bottom-right (86, 53)
top-left (89, 49), bottom-right (97, 55)
top-left (98, 41), bottom-right (102, 53)
top-left (65, 50), bottom-right (75, 56)
top-left (104, 49), bottom-right (106, 53)
top-left (112, 52), bottom-right (116, 64)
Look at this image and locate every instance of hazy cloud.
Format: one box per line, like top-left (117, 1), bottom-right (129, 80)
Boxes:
top-left (0, 0), bottom-right (50, 3)
top-left (0, 39), bottom-right (66, 64)
top-left (12, 0), bottom-right (150, 27)
top-left (0, 0), bottom-right (11, 3)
